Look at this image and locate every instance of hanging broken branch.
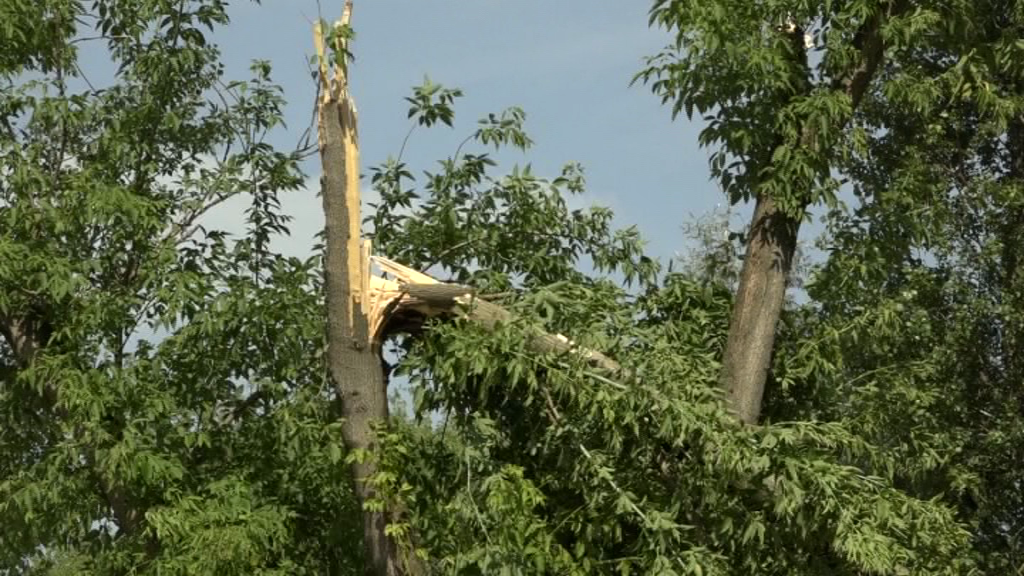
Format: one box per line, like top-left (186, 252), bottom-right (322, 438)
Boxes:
top-left (366, 255), bottom-right (623, 376)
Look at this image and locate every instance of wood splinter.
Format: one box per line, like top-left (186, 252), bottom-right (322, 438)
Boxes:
top-left (366, 255), bottom-right (622, 375)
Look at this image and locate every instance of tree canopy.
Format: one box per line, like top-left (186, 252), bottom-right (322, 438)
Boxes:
top-left (2, 0), bottom-right (1023, 574)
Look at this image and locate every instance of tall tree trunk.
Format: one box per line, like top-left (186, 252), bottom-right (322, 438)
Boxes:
top-left (315, 7), bottom-right (421, 575)
top-left (319, 80), bottom-right (400, 576)
top-left (719, 3), bottom-right (901, 424)
top-left (720, 196), bottom-right (800, 424)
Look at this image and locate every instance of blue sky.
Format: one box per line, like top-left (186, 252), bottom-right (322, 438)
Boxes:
top-left (202, 0), bottom-right (730, 263)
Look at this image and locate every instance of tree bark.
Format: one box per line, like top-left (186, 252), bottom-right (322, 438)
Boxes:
top-left (719, 2), bottom-right (902, 424)
top-left (316, 9), bottom-right (421, 574)
top-left (720, 196), bottom-right (800, 424)
top-left (319, 85), bottom-right (401, 576)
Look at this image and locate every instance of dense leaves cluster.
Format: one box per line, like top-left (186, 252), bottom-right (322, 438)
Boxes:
top-left (634, 0), bottom-right (1024, 571)
top-left (800, 2), bottom-right (1024, 571)
top-left (364, 85), bottom-right (973, 574)
top-left (1, 1), bottom-right (359, 573)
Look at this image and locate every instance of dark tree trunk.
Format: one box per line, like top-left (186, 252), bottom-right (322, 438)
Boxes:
top-left (720, 196), bottom-right (800, 424)
top-left (718, 3), bottom-right (901, 423)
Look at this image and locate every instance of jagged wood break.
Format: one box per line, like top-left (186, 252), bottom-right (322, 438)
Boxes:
top-left (315, 4), bottom-right (421, 575)
top-left (316, 5), bottom-right (620, 574)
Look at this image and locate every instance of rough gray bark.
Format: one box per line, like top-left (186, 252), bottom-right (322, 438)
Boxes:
top-left (719, 3), bottom-right (901, 424)
top-left (319, 80), bottom-right (421, 575)
top-left (320, 96), bottom-right (399, 576)
top-left (720, 196), bottom-right (800, 424)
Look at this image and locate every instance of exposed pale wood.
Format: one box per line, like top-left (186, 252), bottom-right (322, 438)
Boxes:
top-left (315, 5), bottom-right (421, 574)
top-left (372, 255), bottom-right (447, 286)
top-left (361, 239), bottom-right (372, 316)
top-left (313, 21), bottom-right (328, 96)
top-left (365, 256), bottom-right (622, 375)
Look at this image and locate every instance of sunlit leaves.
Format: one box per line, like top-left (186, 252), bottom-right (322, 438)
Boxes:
top-left (363, 81), bottom-right (972, 574)
top-left (476, 107), bottom-right (533, 152)
top-left (370, 92), bottom-right (658, 293)
top-left (0, 1), bottom-right (359, 573)
top-left (405, 76), bottom-right (463, 128)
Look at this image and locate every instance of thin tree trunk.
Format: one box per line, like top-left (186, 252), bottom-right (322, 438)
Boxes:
top-left (719, 3), bottom-right (902, 424)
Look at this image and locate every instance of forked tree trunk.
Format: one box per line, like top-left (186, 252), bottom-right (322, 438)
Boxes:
top-left (719, 3), bottom-right (902, 424)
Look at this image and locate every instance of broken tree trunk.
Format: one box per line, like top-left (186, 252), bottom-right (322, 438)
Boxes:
top-left (315, 6), bottom-right (623, 572)
top-left (315, 6), bottom-right (420, 575)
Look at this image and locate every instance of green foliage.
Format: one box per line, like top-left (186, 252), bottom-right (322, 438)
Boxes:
top-left (635, 0), bottom-right (952, 216)
top-left (756, 2), bottom-right (1024, 572)
top-left (0, 1), bottom-right (360, 573)
top-left (370, 81), bottom-right (657, 293)
top-left (798, 3), bottom-right (1024, 571)
top-left (405, 77), bottom-right (464, 128)
top-left (2, 0), bottom-right (1019, 574)
top-left (321, 19), bottom-right (356, 72)
top-left (365, 88), bottom-right (974, 574)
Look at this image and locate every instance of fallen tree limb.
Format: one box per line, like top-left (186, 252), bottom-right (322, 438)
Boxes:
top-left (367, 255), bottom-right (622, 376)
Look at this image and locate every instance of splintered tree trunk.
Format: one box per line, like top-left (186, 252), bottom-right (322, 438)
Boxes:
top-left (319, 95), bottom-right (393, 574)
top-left (315, 7), bottom-right (420, 575)
top-left (719, 195), bottom-right (799, 424)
